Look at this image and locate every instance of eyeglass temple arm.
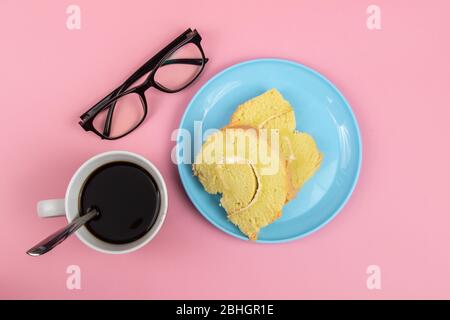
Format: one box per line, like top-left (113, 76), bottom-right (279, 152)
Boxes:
top-left (80, 28), bottom-right (195, 121)
top-left (102, 57), bottom-right (208, 137)
top-left (160, 58), bottom-right (205, 66)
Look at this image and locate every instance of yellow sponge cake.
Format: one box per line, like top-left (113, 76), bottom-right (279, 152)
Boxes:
top-left (193, 130), bottom-right (259, 214)
top-left (230, 88), bottom-right (322, 201)
top-left (231, 89), bottom-right (296, 132)
top-left (193, 126), bottom-right (288, 240)
top-left (192, 89), bottom-right (322, 240)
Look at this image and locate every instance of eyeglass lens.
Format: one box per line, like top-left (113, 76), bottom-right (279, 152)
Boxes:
top-left (92, 92), bottom-right (145, 138)
top-left (154, 43), bottom-right (204, 91)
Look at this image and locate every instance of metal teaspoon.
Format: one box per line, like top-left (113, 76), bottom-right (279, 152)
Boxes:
top-left (27, 207), bottom-right (99, 256)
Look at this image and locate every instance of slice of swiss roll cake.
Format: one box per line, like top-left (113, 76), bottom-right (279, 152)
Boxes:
top-left (192, 89), bottom-right (322, 240)
top-left (230, 89), bottom-right (322, 201)
top-left (193, 126), bottom-right (288, 240)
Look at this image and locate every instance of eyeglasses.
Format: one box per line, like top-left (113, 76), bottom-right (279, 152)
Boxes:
top-left (79, 28), bottom-right (208, 140)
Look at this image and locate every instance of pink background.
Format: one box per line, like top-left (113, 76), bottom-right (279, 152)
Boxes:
top-left (1, 0), bottom-right (450, 299)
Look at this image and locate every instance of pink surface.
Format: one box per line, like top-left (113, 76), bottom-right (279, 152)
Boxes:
top-left (1, 0), bottom-right (450, 299)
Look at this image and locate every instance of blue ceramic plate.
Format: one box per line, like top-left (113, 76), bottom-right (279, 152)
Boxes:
top-left (176, 59), bottom-right (362, 242)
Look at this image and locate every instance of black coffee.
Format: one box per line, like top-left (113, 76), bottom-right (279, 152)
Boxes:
top-left (80, 161), bottom-right (160, 244)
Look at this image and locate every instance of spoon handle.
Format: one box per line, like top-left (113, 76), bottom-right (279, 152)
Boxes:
top-left (27, 208), bottom-right (99, 256)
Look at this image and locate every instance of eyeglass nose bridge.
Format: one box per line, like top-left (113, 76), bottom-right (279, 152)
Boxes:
top-left (137, 76), bottom-right (155, 92)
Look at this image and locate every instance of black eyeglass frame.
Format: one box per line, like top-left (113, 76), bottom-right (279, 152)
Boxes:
top-left (79, 28), bottom-right (208, 140)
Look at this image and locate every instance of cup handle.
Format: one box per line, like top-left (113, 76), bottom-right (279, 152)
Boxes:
top-left (37, 199), bottom-right (65, 218)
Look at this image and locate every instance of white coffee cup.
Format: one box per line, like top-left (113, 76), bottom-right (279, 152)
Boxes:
top-left (37, 151), bottom-right (168, 254)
